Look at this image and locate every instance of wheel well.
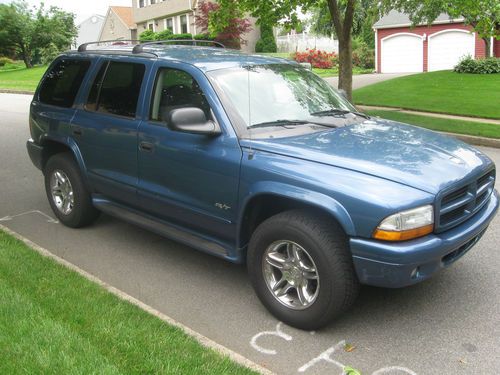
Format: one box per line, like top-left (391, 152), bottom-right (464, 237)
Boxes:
top-left (239, 195), bottom-right (344, 249)
top-left (41, 140), bottom-right (74, 171)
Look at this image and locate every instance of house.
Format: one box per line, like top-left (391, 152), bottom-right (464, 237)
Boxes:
top-left (374, 10), bottom-right (500, 73)
top-left (131, 0), bottom-right (260, 53)
top-left (75, 14), bottom-right (105, 47)
top-left (99, 6), bottom-right (137, 42)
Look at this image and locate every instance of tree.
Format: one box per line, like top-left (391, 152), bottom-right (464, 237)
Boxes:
top-left (381, 0), bottom-right (500, 57)
top-left (195, 0), bottom-right (252, 49)
top-left (241, 0), bottom-right (360, 101)
top-left (0, 1), bottom-right (76, 68)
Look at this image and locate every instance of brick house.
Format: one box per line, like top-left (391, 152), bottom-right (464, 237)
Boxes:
top-left (374, 10), bottom-right (500, 73)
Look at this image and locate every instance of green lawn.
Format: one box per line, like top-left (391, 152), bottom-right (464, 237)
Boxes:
top-left (354, 71), bottom-right (500, 120)
top-left (366, 110), bottom-right (500, 139)
top-left (0, 230), bottom-right (255, 375)
top-left (0, 66), bottom-right (46, 91)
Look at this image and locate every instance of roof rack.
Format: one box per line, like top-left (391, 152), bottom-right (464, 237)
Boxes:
top-left (77, 39), bottom-right (141, 52)
top-left (132, 39), bottom-right (226, 54)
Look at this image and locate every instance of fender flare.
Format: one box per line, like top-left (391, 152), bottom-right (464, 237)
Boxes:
top-left (238, 181), bottom-right (356, 243)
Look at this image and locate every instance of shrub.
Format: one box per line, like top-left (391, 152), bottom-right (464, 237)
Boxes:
top-left (454, 55), bottom-right (500, 74)
top-left (292, 49), bottom-right (336, 69)
top-left (41, 43), bottom-right (60, 65)
top-left (155, 29), bottom-right (173, 41)
top-left (255, 24), bottom-right (277, 53)
top-left (352, 37), bottom-right (374, 69)
top-left (0, 56), bottom-right (14, 67)
top-left (139, 30), bottom-right (156, 42)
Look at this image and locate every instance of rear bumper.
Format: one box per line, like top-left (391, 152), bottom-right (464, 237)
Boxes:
top-left (26, 138), bottom-right (43, 170)
top-left (350, 189), bottom-right (499, 288)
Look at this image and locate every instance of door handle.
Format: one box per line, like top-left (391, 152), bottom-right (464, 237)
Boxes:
top-left (72, 127), bottom-right (83, 136)
top-left (139, 141), bottom-right (154, 152)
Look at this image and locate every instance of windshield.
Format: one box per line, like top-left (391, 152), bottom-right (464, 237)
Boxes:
top-left (207, 64), bottom-right (358, 129)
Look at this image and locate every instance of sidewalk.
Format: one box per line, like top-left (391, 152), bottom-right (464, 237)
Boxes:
top-left (358, 105), bottom-right (500, 125)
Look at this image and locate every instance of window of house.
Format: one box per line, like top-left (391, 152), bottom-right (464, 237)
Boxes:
top-left (139, 0), bottom-right (144, 7)
top-left (150, 0), bottom-right (156, 4)
top-left (86, 61), bottom-right (145, 118)
top-left (148, 22), bottom-right (154, 31)
top-left (38, 59), bottom-right (91, 108)
top-left (165, 18), bottom-right (173, 32)
top-left (150, 68), bottom-right (211, 123)
top-left (180, 15), bottom-right (188, 34)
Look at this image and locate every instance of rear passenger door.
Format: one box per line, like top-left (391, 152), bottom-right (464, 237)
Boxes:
top-left (72, 58), bottom-right (148, 206)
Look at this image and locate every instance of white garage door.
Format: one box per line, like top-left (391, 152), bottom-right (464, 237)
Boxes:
top-left (381, 34), bottom-right (423, 73)
top-left (428, 30), bottom-right (475, 71)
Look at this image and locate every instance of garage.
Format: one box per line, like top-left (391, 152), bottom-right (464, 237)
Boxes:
top-left (428, 30), bottom-right (475, 71)
top-left (374, 10), bottom-right (492, 73)
top-left (381, 33), bottom-right (423, 73)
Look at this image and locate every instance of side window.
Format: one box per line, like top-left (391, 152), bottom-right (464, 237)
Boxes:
top-left (150, 68), bottom-right (211, 123)
top-left (39, 59), bottom-right (90, 108)
top-left (86, 61), bottom-right (145, 118)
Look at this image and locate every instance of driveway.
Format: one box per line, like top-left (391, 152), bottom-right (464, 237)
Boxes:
top-left (326, 73), bottom-right (412, 90)
top-left (1, 93), bottom-right (500, 375)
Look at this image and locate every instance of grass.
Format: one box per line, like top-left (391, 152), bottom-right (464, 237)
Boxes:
top-left (354, 71), bottom-right (500, 120)
top-left (0, 61), bottom-right (25, 72)
top-left (0, 66), bottom-right (46, 92)
top-left (366, 110), bottom-right (500, 139)
top-left (0, 230), bottom-right (256, 375)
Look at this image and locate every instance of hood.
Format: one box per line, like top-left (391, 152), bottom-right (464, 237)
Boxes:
top-left (240, 119), bottom-right (494, 194)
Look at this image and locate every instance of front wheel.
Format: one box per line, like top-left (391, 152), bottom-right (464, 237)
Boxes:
top-left (247, 210), bottom-right (359, 330)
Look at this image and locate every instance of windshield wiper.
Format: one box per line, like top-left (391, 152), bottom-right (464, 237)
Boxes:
top-left (311, 108), bottom-right (370, 119)
top-left (248, 119), bottom-right (338, 129)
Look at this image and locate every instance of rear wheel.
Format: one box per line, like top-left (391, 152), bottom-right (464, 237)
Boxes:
top-left (247, 210), bottom-right (359, 330)
top-left (44, 153), bottom-right (100, 228)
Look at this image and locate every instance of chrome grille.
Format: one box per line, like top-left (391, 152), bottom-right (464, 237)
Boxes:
top-left (436, 169), bottom-right (495, 232)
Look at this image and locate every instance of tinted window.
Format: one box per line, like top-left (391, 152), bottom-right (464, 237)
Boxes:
top-left (150, 68), bottom-right (211, 122)
top-left (39, 59), bottom-right (90, 108)
top-left (86, 61), bottom-right (145, 118)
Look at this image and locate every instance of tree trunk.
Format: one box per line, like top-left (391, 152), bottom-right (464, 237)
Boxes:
top-left (20, 44), bottom-right (33, 69)
top-left (338, 35), bottom-right (353, 101)
top-left (483, 37), bottom-right (491, 58)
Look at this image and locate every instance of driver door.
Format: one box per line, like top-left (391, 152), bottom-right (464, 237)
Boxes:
top-left (137, 65), bottom-right (242, 244)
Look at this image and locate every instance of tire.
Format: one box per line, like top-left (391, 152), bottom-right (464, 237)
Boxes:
top-left (44, 153), bottom-right (100, 228)
top-left (247, 209), bottom-right (359, 330)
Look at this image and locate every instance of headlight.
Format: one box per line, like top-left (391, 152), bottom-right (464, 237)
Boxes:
top-left (373, 205), bottom-right (434, 241)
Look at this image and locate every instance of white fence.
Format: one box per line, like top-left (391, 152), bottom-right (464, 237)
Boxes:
top-left (276, 33), bottom-right (339, 53)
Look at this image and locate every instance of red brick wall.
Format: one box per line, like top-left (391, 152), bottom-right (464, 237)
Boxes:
top-left (376, 23), bottom-right (487, 73)
top-left (494, 39), bottom-right (500, 58)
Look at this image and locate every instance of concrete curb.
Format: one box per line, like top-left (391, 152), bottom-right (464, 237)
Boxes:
top-left (0, 89), bottom-right (34, 95)
top-left (0, 224), bottom-right (275, 375)
top-left (359, 105), bottom-right (500, 125)
top-left (439, 132), bottom-right (500, 149)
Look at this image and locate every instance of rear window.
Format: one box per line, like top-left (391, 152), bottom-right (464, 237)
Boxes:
top-left (86, 61), bottom-right (145, 118)
top-left (38, 59), bottom-right (91, 108)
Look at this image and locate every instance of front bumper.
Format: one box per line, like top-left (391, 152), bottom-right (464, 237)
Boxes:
top-left (350, 189), bottom-right (499, 288)
top-left (26, 138), bottom-right (43, 170)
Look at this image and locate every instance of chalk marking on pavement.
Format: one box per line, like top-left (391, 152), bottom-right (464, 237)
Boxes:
top-left (250, 322), bottom-right (293, 355)
top-left (298, 340), bottom-right (346, 373)
top-left (0, 210), bottom-right (59, 223)
top-left (372, 366), bottom-right (417, 375)
top-left (0, 224), bottom-right (274, 375)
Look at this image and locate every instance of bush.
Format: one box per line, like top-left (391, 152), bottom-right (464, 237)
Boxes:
top-left (292, 49), bottom-right (336, 69)
top-left (155, 29), bottom-right (173, 41)
top-left (255, 24), bottom-right (277, 53)
top-left (0, 56), bottom-right (14, 67)
top-left (139, 30), bottom-right (156, 42)
top-left (41, 43), bottom-right (60, 65)
top-left (352, 37), bottom-right (374, 69)
top-left (454, 55), bottom-right (500, 74)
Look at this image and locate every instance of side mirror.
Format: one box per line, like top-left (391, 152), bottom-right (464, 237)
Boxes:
top-left (168, 107), bottom-right (221, 136)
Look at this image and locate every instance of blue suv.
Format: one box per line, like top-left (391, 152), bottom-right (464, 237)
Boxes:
top-left (27, 41), bottom-right (499, 329)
